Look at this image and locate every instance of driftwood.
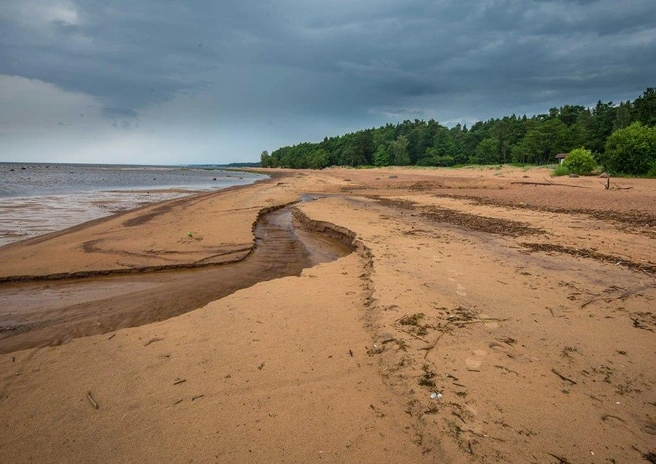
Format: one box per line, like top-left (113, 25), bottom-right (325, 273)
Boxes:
top-left (420, 330), bottom-right (449, 359)
top-left (551, 369), bottom-right (577, 385)
top-left (604, 174), bottom-right (634, 190)
top-left (87, 391), bottom-right (99, 409)
top-left (451, 318), bottom-right (508, 325)
top-left (511, 181), bottom-right (590, 189)
top-left (547, 452), bottom-right (572, 464)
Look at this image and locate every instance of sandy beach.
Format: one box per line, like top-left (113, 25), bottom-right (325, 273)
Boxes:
top-left (0, 166), bottom-right (655, 463)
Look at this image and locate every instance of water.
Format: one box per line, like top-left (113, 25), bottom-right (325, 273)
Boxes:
top-left (0, 163), bottom-right (267, 247)
top-left (0, 162), bottom-right (264, 197)
top-left (0, 205), bottom-right (355, 353)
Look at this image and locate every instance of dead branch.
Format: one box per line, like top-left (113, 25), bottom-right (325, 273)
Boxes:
top-left (87, 391), bottom-right (99, 409)
top-left (397, 327), bottom-right (429, 343)
top-left (420, 329), bottom-right (450, 359)
top-left (451, 318), bottom-right (509, 325)
top-left (551, 369), bottom-right (577, 385)
top-left (511, 181), bottom-right (590, 189)
top-left (547, 452), bottom-right (572, 464)
top-left (581, 283), bottom-right (656, 308)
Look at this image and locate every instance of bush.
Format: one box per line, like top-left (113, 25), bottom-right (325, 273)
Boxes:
top-left (604, 122), bottom-right (656, 175)
top-left (553, 164), bottom-right (570, 176)
top-left (562, 148), bottom-right (596, 175)
top-left (647, 161), bottom-right (656, 179)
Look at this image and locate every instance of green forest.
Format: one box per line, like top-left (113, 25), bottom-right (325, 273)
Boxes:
top-left (261, 88), bottom-right (656, 176)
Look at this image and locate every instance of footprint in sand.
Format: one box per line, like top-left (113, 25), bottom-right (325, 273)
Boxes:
top-left (456, 283), bottom-right (467, 297)
top-left (447, 268), bottom-right (467, 296)
top-left (465, 349), bottom-right (487, 371)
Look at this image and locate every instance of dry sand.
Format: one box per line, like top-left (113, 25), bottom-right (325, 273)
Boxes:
top-left (0, 167), bottom-right (655, 463)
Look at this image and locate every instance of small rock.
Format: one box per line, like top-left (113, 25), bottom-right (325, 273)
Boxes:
top-left (569, 174), bottom-right (579, 178)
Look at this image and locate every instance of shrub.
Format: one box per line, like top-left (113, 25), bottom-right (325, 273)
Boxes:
top-left (562, 148), bottom-right (597, 175)
top-left (553, 164), bottom-right (570, 176)
top-left (647, 161), bottom-right (656, 179)
top-left (604, 122), bottom-right (656, 175)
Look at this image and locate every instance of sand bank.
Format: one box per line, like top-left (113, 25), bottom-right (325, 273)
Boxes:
top-left (0, 167), bottom-right (654, 463)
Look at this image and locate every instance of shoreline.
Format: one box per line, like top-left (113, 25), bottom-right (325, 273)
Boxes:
top-left (0, 177), bottom-right (273, 252)
top-left (0, 164), bottom-right (268, 247)
top-left (0, 166), bottom-right (654, 463)
top-left (0, 189), bottom-right (196, 248)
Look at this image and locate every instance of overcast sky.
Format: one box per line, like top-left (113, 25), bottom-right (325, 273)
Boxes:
top-left (1, 0), bottom-right (655, 165)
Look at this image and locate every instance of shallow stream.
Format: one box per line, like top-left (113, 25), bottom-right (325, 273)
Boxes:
top-left (0, 203), bottom-right (354, 353)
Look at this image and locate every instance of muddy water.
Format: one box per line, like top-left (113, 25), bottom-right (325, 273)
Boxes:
top-left (0, 205), bottom-right (354, 354)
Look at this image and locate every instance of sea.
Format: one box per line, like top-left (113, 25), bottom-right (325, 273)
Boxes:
top-left (0, 163), bottom-right (267, 247)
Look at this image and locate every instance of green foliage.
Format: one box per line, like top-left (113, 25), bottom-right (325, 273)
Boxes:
top-left (373, 144), bottom-right (391, 167)
top-left (552, 165), bottom-right (570, 176)
top-left (260, 150), bottom-right (276, 168)
top-left (562, 148), bottom-right (597, 175)
top-left (512, 118), bottom-right (569, 164)
top-left (470, 137), bottom-right (497, 164)
top-left (632, 88), bottom-right (656, 126)
top-left (391, 135), bottom-right (411, 166)
top-left (647, 161), bottom-right (656, 179)
top-left (306, 149), bottom-right (330, 169)
top-left (604, 122), bottom-right (656, 175)
top-left (419, 147), bottom-right (456, 166)
top-left (263, 87), bottom-right (656, 175)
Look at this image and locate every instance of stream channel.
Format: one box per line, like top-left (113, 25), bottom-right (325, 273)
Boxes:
top-left (0, 200), bottom-right (354, 353)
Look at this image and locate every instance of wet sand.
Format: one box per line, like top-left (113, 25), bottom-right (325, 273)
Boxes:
top-left (0, 205), bottom-right (354, 353)
top-left (0, 190), bottom-right (199, 248)
top-left (0, 167), bottom-right (655, 463)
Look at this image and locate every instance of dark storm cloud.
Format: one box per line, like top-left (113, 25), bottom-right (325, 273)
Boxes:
top-left (1, 0), bottom-right (655, 129)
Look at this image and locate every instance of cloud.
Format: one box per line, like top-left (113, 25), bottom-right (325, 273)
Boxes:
top-left (0, 0), bottom-right (655, 163)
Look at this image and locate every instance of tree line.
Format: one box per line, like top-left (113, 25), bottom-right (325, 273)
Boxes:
top-left (261, 87), bottom-right (656, 175)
